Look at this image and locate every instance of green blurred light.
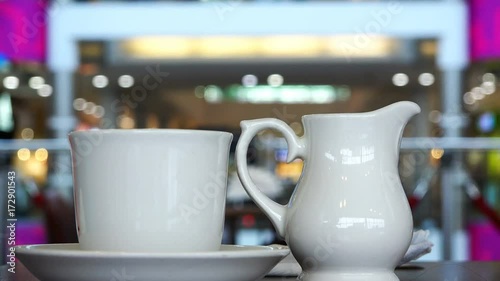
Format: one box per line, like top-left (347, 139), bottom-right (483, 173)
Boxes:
top-left (221, 85), bottom-right (345, 104)
top-left (0, 93), bottom-right (14, 132)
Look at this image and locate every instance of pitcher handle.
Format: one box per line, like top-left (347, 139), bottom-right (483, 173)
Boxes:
top-left (236, 118), bottom-right (306, 239)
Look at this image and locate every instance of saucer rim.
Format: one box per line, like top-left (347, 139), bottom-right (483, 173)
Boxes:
top-left (15, 243), bottom-right (290, 259)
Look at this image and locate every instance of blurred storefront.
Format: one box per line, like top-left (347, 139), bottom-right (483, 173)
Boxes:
top-left (464, 0), bottom-right (500, 260)
top-left (1, 0), bottom-right (499, 263)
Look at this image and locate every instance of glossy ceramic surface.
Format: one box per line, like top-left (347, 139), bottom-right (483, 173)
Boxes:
top-left (236, 102), bottom-right (420, 281)
top-left (16, 243), bottom-right (290, 281)
top-left (69, 129), bottom-right (232, 253)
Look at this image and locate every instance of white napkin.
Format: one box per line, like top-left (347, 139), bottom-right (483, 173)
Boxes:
top-left (268, 230), bottom-right (434, 276)
top-left (398, 229), bottom-right (434, 265)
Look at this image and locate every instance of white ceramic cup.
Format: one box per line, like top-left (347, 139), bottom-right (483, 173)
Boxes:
top-left (69, 129), bottom-right (233, 253)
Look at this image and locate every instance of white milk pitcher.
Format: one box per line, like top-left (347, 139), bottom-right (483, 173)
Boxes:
top-left (236, 101), bottom-right (420, 281)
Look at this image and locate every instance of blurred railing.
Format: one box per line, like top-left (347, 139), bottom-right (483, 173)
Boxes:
top-left (2, 137), bottom-right (500, 151)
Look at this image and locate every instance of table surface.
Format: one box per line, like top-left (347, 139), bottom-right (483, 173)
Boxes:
top-left (263, 262), bottom-right (500, 281)
top-left (3, 261), bottom-right (500, 281)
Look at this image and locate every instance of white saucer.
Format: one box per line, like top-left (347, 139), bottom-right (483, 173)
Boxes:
top-left (16, 243), bottom-right (290, 281)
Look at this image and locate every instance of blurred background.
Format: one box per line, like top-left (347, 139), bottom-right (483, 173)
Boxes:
top-left (0, 0), bottom-right (499, 263)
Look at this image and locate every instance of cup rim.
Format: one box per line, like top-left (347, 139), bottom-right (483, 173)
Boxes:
top-left (68, 129), bottom-right (233, 138)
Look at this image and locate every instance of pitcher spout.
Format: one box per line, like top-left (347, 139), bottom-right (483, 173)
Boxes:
top-left (376, 101), bottom-right (421, 159)
top-left (377, 101), bottom-right (421, 126)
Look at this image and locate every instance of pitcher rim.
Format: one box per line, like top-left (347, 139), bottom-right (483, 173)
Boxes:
top-left (302, 101), bottom-right (419, 119)
top-left (302, 111), bottom-right (377, 119)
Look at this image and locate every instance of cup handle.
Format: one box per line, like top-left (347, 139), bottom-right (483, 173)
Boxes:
top-left (236, 118), bottom-right (306, 239)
